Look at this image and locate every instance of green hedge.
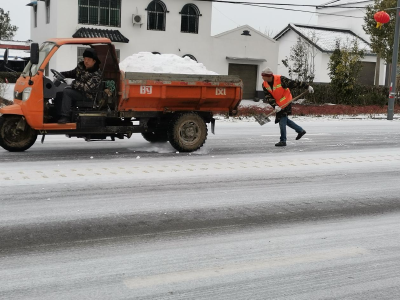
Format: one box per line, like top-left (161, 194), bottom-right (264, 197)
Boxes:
top-left (291, 83), bottom-right (390, 107)
top-left (0, 72), bottom-right (22, 83)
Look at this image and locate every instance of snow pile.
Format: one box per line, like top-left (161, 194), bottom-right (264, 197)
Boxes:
top-left (119, 52), bottom-right (218, 75)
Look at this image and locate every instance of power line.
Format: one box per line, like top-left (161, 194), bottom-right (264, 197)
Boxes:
top-left (198, 0), bottom-right (400, 21)
top-left (197, 0), bottom-right (366, 18)
top-left (195, 0), bottom-right (369, 9)
top-left (240, 3), bottom-right (364, 18)
top-left (212, 4), bottom-right (241, 26)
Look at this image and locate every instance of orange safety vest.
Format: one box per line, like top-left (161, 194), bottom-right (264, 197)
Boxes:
top-left (263, 75), bottom-right (293, 108)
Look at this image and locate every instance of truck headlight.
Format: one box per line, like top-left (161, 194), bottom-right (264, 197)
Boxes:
top-left (22, 87), bottom-right (32, 101)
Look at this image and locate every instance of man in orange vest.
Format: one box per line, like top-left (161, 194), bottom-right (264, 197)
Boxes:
top-left (261, 67), bottom-right (314, 147)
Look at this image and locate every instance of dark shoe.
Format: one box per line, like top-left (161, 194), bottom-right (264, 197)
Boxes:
top-left (275, 141), bottom-right (286, 147)
top-left (296, 130), bottom-right (306, 140)
top-left (58, 117), bottom-right (69, 124)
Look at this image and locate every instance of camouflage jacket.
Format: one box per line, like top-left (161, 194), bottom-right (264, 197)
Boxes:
top-left (262, 76), bottom-right (309, 120)
top-left (61, 62), bottom-right (102, 100)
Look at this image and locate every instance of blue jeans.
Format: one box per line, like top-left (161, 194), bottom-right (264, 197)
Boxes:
top-left (278, 115), bottom-right (303, 142)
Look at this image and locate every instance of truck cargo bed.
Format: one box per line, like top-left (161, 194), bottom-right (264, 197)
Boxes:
top-left (119, 72), bottom-right (243, 115)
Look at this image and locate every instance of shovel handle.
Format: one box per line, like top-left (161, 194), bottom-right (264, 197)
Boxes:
top-left (281, 90), bottom-right (309, 109)
top-left (264, 90), bottom-right (309, 117)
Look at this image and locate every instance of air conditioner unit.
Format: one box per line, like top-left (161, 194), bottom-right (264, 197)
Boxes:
top-left (132, 14), bottom-right (143, 26)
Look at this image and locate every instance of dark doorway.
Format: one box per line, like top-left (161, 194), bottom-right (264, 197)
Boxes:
top-left (357, 62), bottom-right (375, 85)
top-left (228, 63), bottom-right (257, 99)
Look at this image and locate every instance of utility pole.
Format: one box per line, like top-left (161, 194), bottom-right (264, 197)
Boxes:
top-left (388, 0), bottom-right (400, 120)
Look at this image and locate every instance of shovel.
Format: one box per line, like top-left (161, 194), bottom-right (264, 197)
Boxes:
top-left (254, 90), bottom-right (309, 126)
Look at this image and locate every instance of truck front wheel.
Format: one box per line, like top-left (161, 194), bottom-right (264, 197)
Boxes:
top-left (168, 113), bottom-right (207, 152)
top-left (0, 116), bottom-right (37, 152)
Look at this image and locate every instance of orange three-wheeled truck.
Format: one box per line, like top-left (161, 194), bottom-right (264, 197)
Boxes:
top-left (0, 38), bottom-right (243, 152)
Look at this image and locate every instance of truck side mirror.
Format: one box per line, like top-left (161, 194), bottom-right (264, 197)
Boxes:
top-left (3, 48), bottom-right (8, 65)
top-left (30, 43), bottom-right (39, 65)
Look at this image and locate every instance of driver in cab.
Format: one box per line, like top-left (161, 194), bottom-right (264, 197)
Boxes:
top-left (57, 48), bottom-right (102, 124)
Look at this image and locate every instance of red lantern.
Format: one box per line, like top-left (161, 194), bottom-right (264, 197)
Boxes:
top-left (374, 11), bottom-right (390, 29)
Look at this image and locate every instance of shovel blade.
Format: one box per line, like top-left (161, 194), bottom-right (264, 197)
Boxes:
top-left (254, 113), bottom-right (271, 126)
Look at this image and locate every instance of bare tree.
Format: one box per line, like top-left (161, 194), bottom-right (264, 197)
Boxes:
top-left (281, 31), bottom-right (319, 83)
top-left (0, 8), bottom-right (18, 40)
top-left (263, 27), bottom-right (274, 38)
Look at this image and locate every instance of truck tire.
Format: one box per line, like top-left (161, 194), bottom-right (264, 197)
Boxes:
top-left (0, 115), bottom-right (38, 152)
top-left (141, 130), bottom-right (168, 143)
top-left (168, 113), bottom-right (207, 152)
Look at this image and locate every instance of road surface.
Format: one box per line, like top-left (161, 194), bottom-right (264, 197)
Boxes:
top-left (1, 118), bottom-right (400, 299)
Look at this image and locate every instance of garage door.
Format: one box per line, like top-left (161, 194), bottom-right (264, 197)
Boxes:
top-left (228, 64), bottom-right (258, 99)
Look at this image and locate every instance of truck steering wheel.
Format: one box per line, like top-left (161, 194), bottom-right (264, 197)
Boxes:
top-left (50, 69), bottom-right (66, 83)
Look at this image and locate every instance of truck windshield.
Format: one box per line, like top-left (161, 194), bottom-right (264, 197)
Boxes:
top-left (21, 42), bottom-right (56, 77)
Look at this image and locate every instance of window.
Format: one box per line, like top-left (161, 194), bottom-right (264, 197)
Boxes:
top-left (33, 5), bottom-right (37, 28)
top-left (146, 0), bottom-right (167, 31)
top-left (182, 54), bottom-right (197, 62)
top-left (78, 0), bottom-right (121, 27)
top-left (22, 42), bottom-right (55, 77)
top-left (77, 47), bottom-right (120, 64)
top-left (180, 4), bottom-right (200, 34)
top-left (45, 0), bottom-right (50, 24)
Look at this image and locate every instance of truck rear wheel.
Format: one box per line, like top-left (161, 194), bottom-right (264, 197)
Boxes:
top-left (168, 113), bottom-right (207, 152)
top-left (141, 130), bottom-right (168, 143)
top-left (0, 116), bottom-right (38, 152)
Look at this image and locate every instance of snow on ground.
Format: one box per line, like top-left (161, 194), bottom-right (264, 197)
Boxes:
top-left (119, 52), bottom-right (218, 75)
top-left (1, 83), bottom-right (14, 101)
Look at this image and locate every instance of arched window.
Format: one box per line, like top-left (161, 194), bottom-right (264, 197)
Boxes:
top-left (146, 0), bottom-right (167, 31)
top-left (182, 54), bottom-right (197, 62)
top-left (180, 4), bottom-right (200, 34)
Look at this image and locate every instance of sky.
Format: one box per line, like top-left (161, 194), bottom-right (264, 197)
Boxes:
top-left (1, 0), bottom-right (325, 41)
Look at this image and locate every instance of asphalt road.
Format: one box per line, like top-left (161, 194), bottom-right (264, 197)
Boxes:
top-left (1, 118), bottom-right (400, 299)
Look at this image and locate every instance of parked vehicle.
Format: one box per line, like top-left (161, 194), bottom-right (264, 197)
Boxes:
top-left (0, 38), bottom-right (243, 152)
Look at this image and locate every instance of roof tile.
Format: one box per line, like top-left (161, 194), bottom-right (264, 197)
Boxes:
top-left (73, 27), bottom-right (129, 43)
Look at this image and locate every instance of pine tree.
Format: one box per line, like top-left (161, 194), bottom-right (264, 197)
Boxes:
top-left (0, 8), bottom-right (18, 40)
top-left (328, 40), bottom-right (365, 104)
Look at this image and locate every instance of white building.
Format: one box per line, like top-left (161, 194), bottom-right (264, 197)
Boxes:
top-left (274, 23), bottom-right (382, 85)
top-left (27, 0), bottom-right (279, 99)
top-left (275, 0), bottom-right (386, 85)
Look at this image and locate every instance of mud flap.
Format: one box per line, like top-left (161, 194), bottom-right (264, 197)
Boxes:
top-left (211, 118), bottom-right (215, 134)
top-left (16, 117), bottom-right (27, 131)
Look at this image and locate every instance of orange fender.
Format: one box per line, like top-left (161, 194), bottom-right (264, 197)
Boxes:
top-left (0, 104), bottom-right (23, 116)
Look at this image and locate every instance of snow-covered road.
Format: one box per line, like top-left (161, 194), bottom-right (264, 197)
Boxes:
top-left (1, 119), bottom-right (400, 299)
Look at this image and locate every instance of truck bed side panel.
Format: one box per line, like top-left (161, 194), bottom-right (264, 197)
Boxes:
top-left (118, 72), bottom-right (243, 114)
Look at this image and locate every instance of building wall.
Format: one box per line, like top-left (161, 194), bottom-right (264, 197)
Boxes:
top-left (276, 28), bottom-right (386, 85)
top-left (211, 29), bottom-right (279, 91)
top-left (29, 0), bottom-right (278, 96)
